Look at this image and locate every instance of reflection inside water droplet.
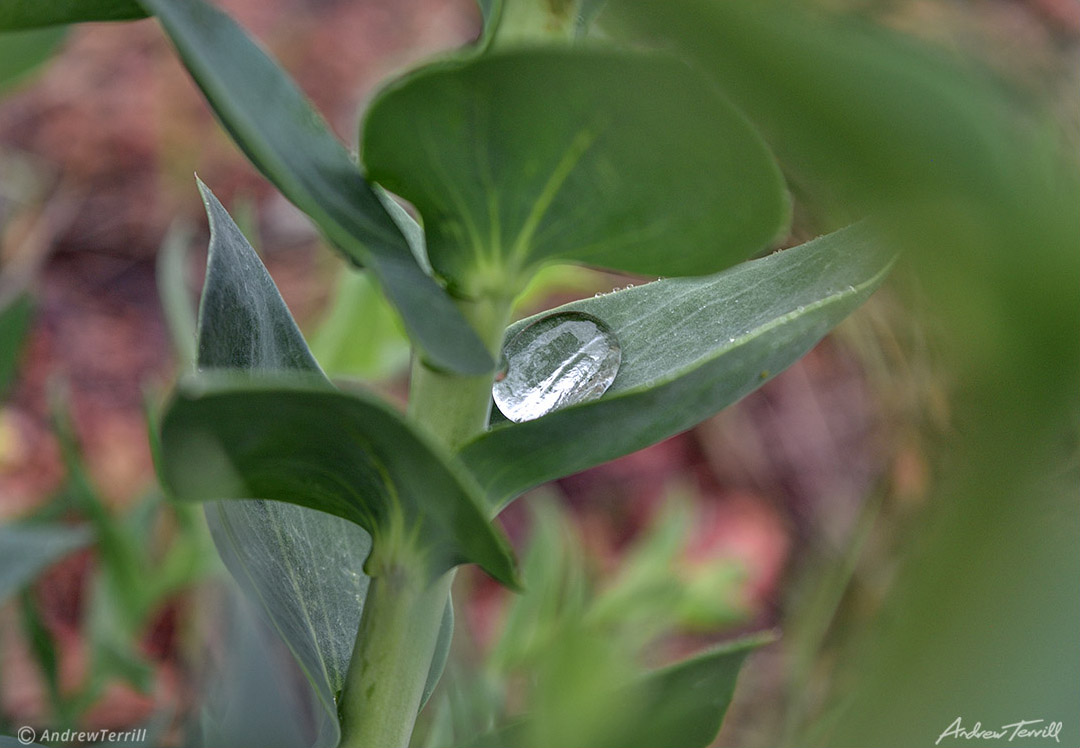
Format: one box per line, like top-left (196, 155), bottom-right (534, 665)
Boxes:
top-left (492, 311), bottom-right (621, 423)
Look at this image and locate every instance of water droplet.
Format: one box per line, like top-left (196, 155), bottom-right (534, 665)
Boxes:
top-left (492, 311), bottom-right (621, 423)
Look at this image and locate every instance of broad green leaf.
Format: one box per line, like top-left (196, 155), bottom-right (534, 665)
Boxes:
top-left (460, 223), bottom-right (893, 510)
top-left (189, 184), bottom-right (455, 745)
top-left (194, 181), bottom-right (366, 747)
top-left (598, 0), bottom-right (1027, 219)
top-left (0, 523), bottom-right (92, 603)
top-left (195, 180), bottom-right (323, 374)
top-left (0, 0), bottom-right (145, 30)
top-left (161, 375), bottom-right (519, 587)
top-left (0, 27), bottom-right (65, 93)
top-left (0, 291), bottom-right (33, 397)
top-left (136, 0), bottom-right (492, 375)
top-left (470, 633), bottom-right (772, 747)
top-left (362, 47), bottom-right (789, 298)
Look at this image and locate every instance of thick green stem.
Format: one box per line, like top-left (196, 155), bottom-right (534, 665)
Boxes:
top-left (338, 570), bottom-right (453, 748)
top-left (337, 293), bottom-right (512, 748)
top-left (406, 294), bottom-right (513, 450)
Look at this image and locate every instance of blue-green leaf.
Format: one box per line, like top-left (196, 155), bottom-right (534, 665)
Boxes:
top-left (170, 184), bottom-right (477, 745)
top-left (461, 223), bottom-right (893, 510)
top-left (362, 47), bottom-right (789, 297)
top-left (136, 0), bottom-right (492, 374)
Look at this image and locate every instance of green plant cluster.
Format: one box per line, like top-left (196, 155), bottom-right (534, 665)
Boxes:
top-left (2, 0), bottom-right (1076, 747)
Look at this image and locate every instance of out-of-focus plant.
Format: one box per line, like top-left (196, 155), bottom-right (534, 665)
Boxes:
top-left (595, 2), bottom-right (1079, 746)
top-left (0, 20), bottom-right (64, 401)
top-left (0, 399), bottom-right (212, 737)
top-left (421, 495), bottom-right (758, 748)
top-left (3, 0), bottom-right (1070, 747)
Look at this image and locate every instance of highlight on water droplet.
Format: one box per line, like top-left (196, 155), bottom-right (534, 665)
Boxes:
top-left (492, 311), bottom-right (621, 423)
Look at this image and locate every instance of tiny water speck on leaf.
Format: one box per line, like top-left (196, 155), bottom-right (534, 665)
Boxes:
top-left (493, 311), bottom-right (621, 423)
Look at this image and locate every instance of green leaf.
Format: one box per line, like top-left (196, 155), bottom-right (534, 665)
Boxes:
top-left (470, 633), bottom-right (772, 747)
top-left (205, 499), bottom-right (367, 748)
top-left (0, 291), bottom-right (33, 398)
top-left (189, 183), bottom-right (457, 745)
top-left (598, 0), bottom-right (1024, 216)
top-left (194, 181), bottom-right (363, 747)
top-left (161, 375), bottom-right (519, 587)
top-left (0, 523), bottom-right (93, 603)
top-left (0, 27), bottom-right (65, 93)
top-left (607, 633), bottom-right (772, 748)
top-left (0, 0), bottom-right (145, 30)
top-left (486, 0), bottom-right (580, 46)
top-left (460, 223), bottom-right (893, 510)
top-left (195, 180), bottom-right (323, 374)
top-left (362, 47), bottom-right (789, 297)
top-left (135, 0), bottom-right (492, 375)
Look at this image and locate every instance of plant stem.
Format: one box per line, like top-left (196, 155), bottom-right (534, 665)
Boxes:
top-left (406, 294), bottom-right (514, 450)
top-left (337, 293), bottom-right (512, 748)
top-left (338, 570), bottom-right (454, 748)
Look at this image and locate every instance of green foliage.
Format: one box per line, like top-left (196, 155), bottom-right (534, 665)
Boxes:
top-left (163, 183), bottom-right (465, 747)
top-left (155, 222), bottom-right (199, 369)
top-left (0, 291), bottom-right (33, 397)
top-left (0, 398), bottom-right (210, 737)
top-left (136, 0), bottom-right (492, 374)
top-left (0, 26), bottom-right (65, 93)
top-left (428, 499), bottom-right (764, 748)
top-left (0, 0), bottom-right (145, 30)
top-left (135, 0), bottom-right (898, 742)
top-left (161, 376), bottom-right (519, 587)
top-left (9, 0), bottom-right (1014, 745)
top-left (0, 523), bottom-right (92, 603)
top-left (190, 184), bottom-right (366, 746)
top-left (595, 3), bottom-right (1080, 746)
top-left (462, 223), bottom-right (894, 510)
top-left (310, 271), bottom-right (410, 381)
top-left (363, 47), bottom-right (789, 296)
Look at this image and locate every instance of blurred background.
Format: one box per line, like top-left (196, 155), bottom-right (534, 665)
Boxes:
top-left (0, 0), bottom-right (1077, 746)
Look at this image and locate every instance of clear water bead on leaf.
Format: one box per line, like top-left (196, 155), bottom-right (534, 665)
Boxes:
top-left (493, 311), bottom-right (621, 423)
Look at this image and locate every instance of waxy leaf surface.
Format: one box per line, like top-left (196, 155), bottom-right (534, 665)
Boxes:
top-left (137, 0), bottom-right (491, 374)
top-left (170, 184), bottom-right (462, 746)
top-left (363, 47), bottom-right (789, 296)
top-left (461, 224), bottom-right (893, 510)
top-left (162, 377), bottom-right (519, 587)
